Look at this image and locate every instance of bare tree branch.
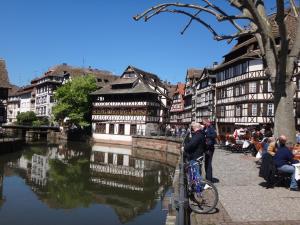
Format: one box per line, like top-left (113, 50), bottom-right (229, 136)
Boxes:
top-left (290, 0), bottom-right (299, 17)
top-left (200, 0), bottom-right (244, 31)
top-left (139, 8), bottom-right (257, 42)
top-left (181, 5), bottom-right (209, 35)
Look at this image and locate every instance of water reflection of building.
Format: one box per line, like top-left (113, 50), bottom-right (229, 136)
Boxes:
top-left (3, 142), bottom-right (175, 224)
top-left (90, 143), bottom-right (173, 223)
top-left (90, 144), bottom-right (162, 190)
top-left (31, 154), bottom-right (49, 186)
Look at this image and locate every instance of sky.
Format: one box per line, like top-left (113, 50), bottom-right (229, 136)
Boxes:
top-left (0, 0), bottom-right (278, 86)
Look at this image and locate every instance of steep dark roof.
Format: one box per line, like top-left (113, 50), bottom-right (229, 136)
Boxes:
top-left (111, 77), bottom-right (138, 85)
top-left (31, 64), bottom-right (118, 87)
top-left (91, 80), bottom-right (157, 95)
top-left (186, 69), bottom-right (203, 79)
top-left (0, 59), bottom-right (10, 88)
top-left (222, 10), bottom-right (297, 61)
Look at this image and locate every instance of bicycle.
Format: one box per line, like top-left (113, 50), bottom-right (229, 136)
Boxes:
top-left (185, 156), bottom-right (219, 213)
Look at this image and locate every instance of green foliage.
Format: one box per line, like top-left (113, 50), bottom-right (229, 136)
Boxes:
top-left (16, 111), bottom-right (37, 125)
top-left (47, 159), bottom-right (92, 208)
top-left (53, 75), bottom-right (97, 127)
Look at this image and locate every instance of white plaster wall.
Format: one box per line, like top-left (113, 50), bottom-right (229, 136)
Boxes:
top-left (20, 98), bottom-right (31, 113)
top-left (125, 124), bottom-right (130, 135)
top-left (249, 59), bottom-right (263, 71)
top-left (93, 133), bottom-right (132, 143)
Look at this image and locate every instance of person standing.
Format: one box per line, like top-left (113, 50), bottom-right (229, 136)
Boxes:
top-left (203, 119), bottom-right (217, 182)
top-left (184, 122), bottom-right (207, 176)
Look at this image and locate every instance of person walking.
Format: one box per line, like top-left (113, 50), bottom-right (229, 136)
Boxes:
top-left (184, 122), bottom-right (207, 177)
top-left (203, 119), bottom-right (217, 182)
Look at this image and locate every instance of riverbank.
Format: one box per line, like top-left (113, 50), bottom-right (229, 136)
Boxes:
top-left (191, 146), bottom-right (300, 225)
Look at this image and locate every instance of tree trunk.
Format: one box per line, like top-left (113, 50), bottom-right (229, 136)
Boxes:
top-left (273, 80), bottom-right (296, 143)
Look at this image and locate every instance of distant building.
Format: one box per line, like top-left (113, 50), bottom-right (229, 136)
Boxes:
top-left (195, 68), bottom-right (216, 123)
top-left (18, 84), bottom-right (36, 114)
top-left (183, 69), bottom-right (202, 124)
top-left (33, 71), bottom-right (63, 118)
top-left (169, 83), bottom-right (185, 125)
top-left (0, 59), bottom-right (10, 125)
top-left (6, 93), bottom-right (20, 124)
top-left (91, 65), bottom-right (170, 144)
top-left (31, 64), bottom-right (117, 119)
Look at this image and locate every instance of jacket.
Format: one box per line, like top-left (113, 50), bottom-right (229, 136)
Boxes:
top-left (205, 125), bottom-right (217, 146)
top-left (184, 130), bottom-right (207, 161)
top-left (259, 153), bottom-right (277, 187)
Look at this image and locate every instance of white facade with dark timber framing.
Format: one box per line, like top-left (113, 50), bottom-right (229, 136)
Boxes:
top-left (34, 71), bottom-right (63, 118)
top-left (183, 69), bottom-right (202, 125)
top-left (169, 83), bottom-right (185, 125)
top-left (195, 68), bottom-right (216, 123)
top-left (213, 12), bottom-right (300, 135)
top-left (91, 65), bottom-right (170, 144)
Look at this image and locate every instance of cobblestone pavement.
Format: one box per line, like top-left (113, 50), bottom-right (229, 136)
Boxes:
top-left (190, 147), bottom-right (300, 225)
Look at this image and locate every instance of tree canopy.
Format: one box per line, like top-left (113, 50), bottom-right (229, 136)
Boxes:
top-left (53, 75), bottom-right (97, 127)
top-left (16, 111), bottom-right (37, 125)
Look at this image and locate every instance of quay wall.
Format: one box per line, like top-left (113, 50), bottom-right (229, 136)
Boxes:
top-left (132, 136), bottom-right (182, 155)
top-left (132, 135), bottom-right (182, 225)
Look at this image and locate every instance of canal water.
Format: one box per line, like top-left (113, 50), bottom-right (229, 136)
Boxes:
top-left (0, 141), bottom-right (178, 225)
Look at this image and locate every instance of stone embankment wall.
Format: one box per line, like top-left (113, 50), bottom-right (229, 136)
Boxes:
top-left (132, 136), bottom-right (182, 155)
top-left (132, 135), bottom-right (182, 225)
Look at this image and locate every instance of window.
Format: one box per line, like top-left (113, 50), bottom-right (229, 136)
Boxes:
top-left (267, 103), bottom-right (274, 116)
top-left (251, 103), bottom-right (257, 116)
top-left (109, 124), bottom-right (114, 134)
top-left (130, 124), bottom-right (137, 135)
top-left (249, 82), bottom-right (257, 93)
top-left (240, 84), bottom-right (245, 95)
top-left (268, 81), bottom-right (273, 92)
top-left (118, 124), bottom-right (125, 135)
top-left (220, 106), bottom-right (225, 117)
top-left (235, 86), bottom-right (240, 96)
top-left (117, 154), bottom-right (124, 166)
top-left (95, 123), bottom-right (106, 133)
top-left (236, 105), bottom-right (242, 117)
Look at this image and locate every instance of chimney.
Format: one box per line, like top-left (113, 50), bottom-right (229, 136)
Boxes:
top-left (213, 62), bottom-right (218, 68)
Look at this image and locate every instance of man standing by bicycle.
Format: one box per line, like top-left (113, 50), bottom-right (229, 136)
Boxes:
top-left (184, 122), bottom-right (207, 176)
top-left (203, 119), bottom-right (217, 182)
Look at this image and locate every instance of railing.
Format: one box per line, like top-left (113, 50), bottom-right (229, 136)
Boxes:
top-left (175, 133), bottom-right (189, 225)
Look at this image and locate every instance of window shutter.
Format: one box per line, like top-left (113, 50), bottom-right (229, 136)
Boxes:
top-left (245, 83), bottom-right (249, 94)
top-left (257, 103), bottom-right (261, 116)
top-left (262, 103), bottom-right (267, 116)
top-left (256, 81), bottom-right (260, 93)
top-left (248, 103), bottom-right (252, 116)
top-left (263, 80), bottom-right (268, 93)
top-left (216, 106), bottom-right (220, 117)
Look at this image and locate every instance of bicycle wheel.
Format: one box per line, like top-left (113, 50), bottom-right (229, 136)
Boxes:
top-left (189, 179), bottom-right (219, 214)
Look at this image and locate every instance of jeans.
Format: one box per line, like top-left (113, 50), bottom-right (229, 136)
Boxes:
top-left (205, 146), bottom-right (214, 182)
top-left (189, 160), bottom-right (201, 179)
top-left (277, 164), bottom-right (298, 189)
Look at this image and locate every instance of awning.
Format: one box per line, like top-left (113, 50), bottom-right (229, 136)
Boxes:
top-left (234, 123), bottom-right (260, 126)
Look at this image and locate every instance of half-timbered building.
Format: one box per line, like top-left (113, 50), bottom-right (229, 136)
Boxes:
top-left (215, 12), bottom-right (298, 135)
top-left (170, 83), bottom-right (185, 125)
top-left (33, 71), bottom-right (63, 118)
top-left (183, 69), bottom-right (202, 124)
top-left (195, 68), bottom-right (216, 123)
top-left (91, 66), bottom-right (170, 144)
top-left (215, 35), bottom-right (272, 134)
top-left (0, 59), bottom-right (9, 125)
